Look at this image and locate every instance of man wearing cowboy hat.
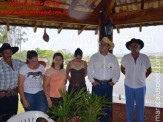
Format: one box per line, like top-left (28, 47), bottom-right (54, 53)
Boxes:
top-left (0, 43), bottom-right (25, 122)
top-left (88, 37), bottom-right (120, 122)
top-left (121, 38), bottom-right (152, 122)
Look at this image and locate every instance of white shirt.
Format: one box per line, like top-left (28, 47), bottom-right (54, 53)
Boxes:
top-left (19, 64), bottom-right (45, 94)
top-left (121, 53), bottom-right (151, 88)
top-left (87, 52), bottom-right (120, 83)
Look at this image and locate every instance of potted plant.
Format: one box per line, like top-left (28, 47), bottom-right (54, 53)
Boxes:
top-left (46, 88), bottom-right (110, 122)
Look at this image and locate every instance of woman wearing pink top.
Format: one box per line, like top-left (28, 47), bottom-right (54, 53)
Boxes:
top-left (43, 53), bottom-right (66, 108)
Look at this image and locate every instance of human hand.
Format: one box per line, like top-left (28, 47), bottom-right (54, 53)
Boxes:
top-left (92, 81), bottom-right (99, 86)
top-left (0, 92), bottom-right (5, 99)
top-left (47, 98), bottom-right (52, 108)
top-left (23, 99), bottom-right (30, 109)
top-left (109, 82), bottom-right (115, 86)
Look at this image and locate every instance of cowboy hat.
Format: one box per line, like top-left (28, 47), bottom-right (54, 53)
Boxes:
top-left (126, 38), bottom-right (144, 50)
top-left (99, 37), bottom-right (114, 50)
top-left (0, 43), bottom-right (19, 57)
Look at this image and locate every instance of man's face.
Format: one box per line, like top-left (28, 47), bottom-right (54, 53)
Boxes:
top-left (99, 41), bottom-right (110, 53)
top-left (1, 49), bottom-right (13, 61)
top-left (129, 42), bottom-right (140, 53)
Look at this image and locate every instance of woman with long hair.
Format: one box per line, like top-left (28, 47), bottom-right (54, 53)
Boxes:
top-left (43, 52), bottom-right (66, 108)
top-left (18, 50), bottom-right (48, 112)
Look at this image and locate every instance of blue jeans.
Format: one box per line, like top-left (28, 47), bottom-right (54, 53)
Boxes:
top-left (22, 90), bottom-right (48, 112)
top-left (125, 84), bottom-right (146, 122)
top-left (92, 83), bottom-right (113, 122)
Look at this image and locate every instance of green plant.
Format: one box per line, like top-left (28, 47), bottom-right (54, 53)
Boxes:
top-left (46, 88), bottom-right (111, 122)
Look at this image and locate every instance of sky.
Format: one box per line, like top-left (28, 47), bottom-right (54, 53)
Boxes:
top-left (21, 25), bottom-right (163, 56)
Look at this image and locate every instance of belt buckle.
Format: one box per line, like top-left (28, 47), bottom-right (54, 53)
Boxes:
top-left (2, 92), bottom-right (6, 96)
top-left (101, 81), bottom-right (105, 85)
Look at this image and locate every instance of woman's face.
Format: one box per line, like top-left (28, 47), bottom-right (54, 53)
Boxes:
top-left (28, 57), bottom-right (38, 67)
top-left (53, 56), bottom-right (63, 68)
top-left (75, 55), bottom-right (82, 61)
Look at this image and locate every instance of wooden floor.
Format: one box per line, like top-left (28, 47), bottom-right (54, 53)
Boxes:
top-left (111, 103), bottom-right (163, 122)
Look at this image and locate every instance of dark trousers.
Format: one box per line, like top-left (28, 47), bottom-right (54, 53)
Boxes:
top-left (68, 84), bottom-right (87, 94)
top-left (49, 97), bottom-right (63, 121)
top-left (50, 97), bottom-right (63, 106)
top-left (92, 84), bottom-right (113, 122)
top-left (0, 95), bottom-right (18, 122)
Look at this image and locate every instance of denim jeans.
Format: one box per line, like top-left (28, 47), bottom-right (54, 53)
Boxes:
top-left (92, 83), bottom-right (113, 122)
top-left (125, 84), bottom-right (146, 122)
top-left (68, 84), bottom-right (87, 94)
top-left (22, 90), bottom-right (48, 112)
top-left (0, 95), bottom-right (18, 122)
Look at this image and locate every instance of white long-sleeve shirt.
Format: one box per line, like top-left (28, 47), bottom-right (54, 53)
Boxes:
top-left (87, 52), bottom-right (120, 84)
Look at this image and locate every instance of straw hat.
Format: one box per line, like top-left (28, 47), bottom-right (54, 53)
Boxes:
top-left (99, 37), bottom-right (114, 50)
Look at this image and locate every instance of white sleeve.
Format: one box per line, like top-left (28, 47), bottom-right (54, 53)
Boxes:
top-left (112, 57), bottom-right (120, 83)
top-left (145, 56), bottom-right (151, 69)
top-left (19, 65), bottom-right (26, 76)
top-left (121, 56), bottom-right (126, 68)
top-left (87, 56), bottom-right (95, 83)
top-left (40, 65), bottom-right (45, 75)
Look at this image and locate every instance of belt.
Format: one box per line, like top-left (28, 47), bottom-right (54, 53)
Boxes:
top-left (70, 83), bottom-right (86, 87)
top-left (0, 88), bottom-right (18, 97)
top-left (94, 78), bottom-right (112, 84)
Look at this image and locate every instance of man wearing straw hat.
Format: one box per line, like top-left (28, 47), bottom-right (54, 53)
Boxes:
top-left (88, 37), bottom-right (120, 122)
top-left (121, 38), bottom-right (152, 122)
top-left (0, 43), bottom-right (25, 122)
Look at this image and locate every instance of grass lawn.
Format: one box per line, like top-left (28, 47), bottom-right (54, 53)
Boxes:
top-left (152, 68), bottom-right (163, 73)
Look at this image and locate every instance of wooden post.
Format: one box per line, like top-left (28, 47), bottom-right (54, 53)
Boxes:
top-left (99, 11), bottom-right (114, 122)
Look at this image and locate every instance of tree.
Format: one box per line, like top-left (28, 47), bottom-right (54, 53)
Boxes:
top-left (0, 31), bottom-right (7, 44)
top-left (0, 25), bottom-right (28, 51)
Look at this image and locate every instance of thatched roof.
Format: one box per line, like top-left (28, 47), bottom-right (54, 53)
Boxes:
top-left (0, 0), bottom-right (163, 34)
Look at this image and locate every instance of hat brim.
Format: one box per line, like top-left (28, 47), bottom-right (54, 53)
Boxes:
top-left (0, 47), bottom-right (19, 57)
top-left (126, 39), bottom-right (144, 50)
top-left (99, 40), bottom-right (115, 50)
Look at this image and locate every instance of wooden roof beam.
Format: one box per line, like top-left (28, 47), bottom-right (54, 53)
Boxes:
top-left (139, 25), bottom-right (142, 32)
top-left (115, 0), bottom-right (163, 8)
top-left (78, 25), bottom-right (87, 35)
top-left (6, 22), bottom-right (9, 31)
top-left (95, 26), bottom-right (99, 35)
top-left (0, 1), bottom-right (99, 26)
top-left (69, 0), bottom-right (80, 11)
top-left (141, 0), bottom-right (145, 10)
top-left (34, 21), bottom-right (37, 33)
top-left (110, 7), bottom-right (163, 25)
top-left (103, 0), bottom-right (116, 22)
top-left (93, 0), bottom-right (108, 14)
top-left (116, 26), bottom-right (120, 33)
top-left (58, 23), bottom-right (64, 34)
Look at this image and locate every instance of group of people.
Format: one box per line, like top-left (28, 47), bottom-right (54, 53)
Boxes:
top-left (0, 37), bottom-right (151, 122)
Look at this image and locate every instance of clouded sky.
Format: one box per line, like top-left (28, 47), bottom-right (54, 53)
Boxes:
top-left (21, 25), bottom-right (162, 56)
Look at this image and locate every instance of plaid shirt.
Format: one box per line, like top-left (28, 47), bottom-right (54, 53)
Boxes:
top-left (0, 59), bottom-right (25, 90)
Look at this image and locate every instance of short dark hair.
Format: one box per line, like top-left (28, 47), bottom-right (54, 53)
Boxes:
top-left (74, 48), bottom-right (83, 57)
top-left (51, 52), bottom-right (64, 69)
top-left (26, 50), bottom-right (38, 63)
